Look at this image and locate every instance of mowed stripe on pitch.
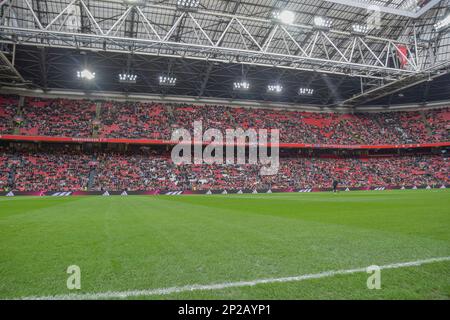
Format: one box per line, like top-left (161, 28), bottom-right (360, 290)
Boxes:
top-left (14, 256), bottom-right (450, 300)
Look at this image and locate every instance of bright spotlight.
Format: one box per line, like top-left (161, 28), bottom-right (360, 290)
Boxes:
top-left (119, 73), bottom-right (137, 84)
top-left (352, 24), bottom-right (369, 34)
top-left (280, 10), bottom-right (295, 24)
top-left (267, 84), bottom-right (283, 93)
top-left (434, 14), bottom-right (450, 31)
top-left (159, 75), bottom-right (177, 86)
top-left (233, 81), bottom-right (250, 91)
top-left (177, 0), bottom-right (200, 9)
top-left (314, 16), bottom-right (332, 29)
top-left (76, 69), bottom-right (95, 80)
top-left (272, 10), bottom-right (295, 24)
top-left (298, 87), bottom-right (314, 96)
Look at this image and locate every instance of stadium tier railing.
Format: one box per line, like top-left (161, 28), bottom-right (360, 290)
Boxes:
top-left (0, 134), bottom-right (449, 150)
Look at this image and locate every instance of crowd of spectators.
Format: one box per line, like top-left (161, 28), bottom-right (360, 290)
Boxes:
top-left (94, 151), bottom-right (179, 191)
top-left (227, 107), bottom-right (450, 144)
top-left (1, 147), bottom-right (91, 191)
top-left (1, 95), bottom-right (448, 145)
top-left (0, 149), bottom-right (12, 191)
top-left (2, 146), bottom-right (447, 192)
top-left (18, 97), bottom-right (96, 137)
top-left (170, 104), bottom-right (236, 133)
top-left (258, 155), bottom-right (449, 189)
top-left (424, 108), bottom-right (449, 142)
top-left (99, 101), bottom-right (171, 139)
top-left (0, 96), bottom-right (18, 134)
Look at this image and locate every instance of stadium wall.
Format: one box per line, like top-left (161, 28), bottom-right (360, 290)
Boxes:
top-left (0, 185), bottom-right (447, 196)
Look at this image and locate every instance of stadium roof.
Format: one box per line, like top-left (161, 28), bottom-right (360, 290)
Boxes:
top-left (0, 0), bottom-right (449, 107)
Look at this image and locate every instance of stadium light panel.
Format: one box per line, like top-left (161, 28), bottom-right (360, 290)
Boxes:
top-left (434, 14), bottom-right (450, 31)
top-left (119, 73), bottom-right (137, 84)
top-left (352, 24), bottom-right (369, 34)
top-left (159, 75), bottom-right (177, 86)
top-left (314, 16), bottom-right (332, 29)
top-left (177, 0), bottom-right (200, 9)
top-left (298, 87), bottom-right (314, 96)
top-left (233, 81), bottom-right (250, 91)
top-left (272, 10), bottom-right (295, 24)
top-left (267, 84), bottom-right (283, 93)
top-left (76, 69), bottom-right (95, 80)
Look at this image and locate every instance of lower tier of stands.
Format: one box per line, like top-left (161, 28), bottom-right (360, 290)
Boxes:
top-left (1, 145), bottom-right (448, 192)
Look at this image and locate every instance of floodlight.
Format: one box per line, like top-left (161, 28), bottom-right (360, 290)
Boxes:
top-left (177, 0), bottom-right (200, 9)
top-left (272, 10), bottom-right (295, 24)
top-left (159, 75), bottom-right (177, 86)
top-left (267, 84), bottom-right (283, 93)
top-left (352, 24), bottom-right (369, 34)
top-left (279, 10), bottom-right (295, 24)
top-left (314, 16), bottom-right (332, 29)
top-left (119, 73), bottom-right (137, 84)
top-left (233, 81), bottom-right (250, 90)
top-left (298, 87), bottom-right (314, 96)
top-left (76, 69), bottom-right (95, 80)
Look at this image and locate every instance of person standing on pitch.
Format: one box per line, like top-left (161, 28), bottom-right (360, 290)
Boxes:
top-left (332, 179), bottom-right (339, 193)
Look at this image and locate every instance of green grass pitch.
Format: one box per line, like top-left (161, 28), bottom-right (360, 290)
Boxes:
top-left (0, 190), bottom-right (449, 300)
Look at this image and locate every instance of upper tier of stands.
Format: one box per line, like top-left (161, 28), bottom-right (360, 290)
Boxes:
top-left (0, 96), bottom-right (17, 135)
top-left (0, 95), bottom-right (449, 145)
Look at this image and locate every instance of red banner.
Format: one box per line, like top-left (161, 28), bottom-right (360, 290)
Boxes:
top-left (396, 45), bottom-right (409, 69)
top-left (0, 134), bottom-right (449, 150)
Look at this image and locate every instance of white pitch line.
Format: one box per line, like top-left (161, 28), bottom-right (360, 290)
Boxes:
top-left (14, 256), bottom-right (450, 300)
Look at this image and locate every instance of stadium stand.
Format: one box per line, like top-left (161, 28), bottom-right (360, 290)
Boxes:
top-left (0, 95), bottom-right (448, 193)
top-left (18, 97), bottom-right (96, 137)
top-left (99, 101), bottom-right (171, 139)
top-left (3, 96), bottom-right (448, 144)
top-left (0, 95), bottom-right (18, 134)
top-left (2, 147), bottom-right (91, 192)
top-left (1, 145), bottom-right (448, 192)
top-left (0, 149), bottom-right (11, 191)
top-left (89, 153), bottom-right (450, 191)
